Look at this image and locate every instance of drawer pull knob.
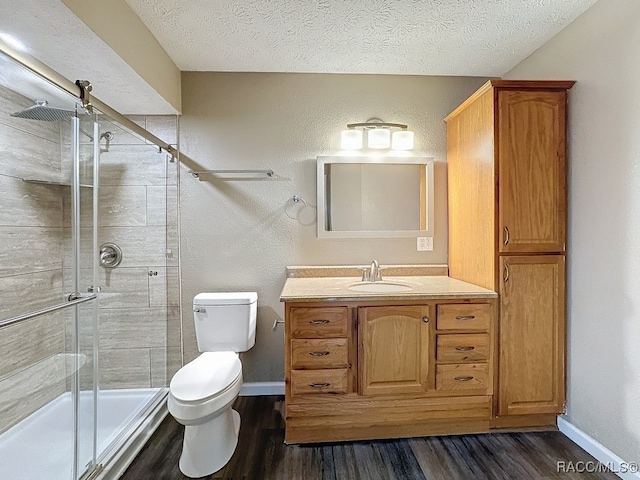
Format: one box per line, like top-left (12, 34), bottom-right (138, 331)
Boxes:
top-left (454, 376), bottom-right (474, 382)
top-left (455, 346), bottom-right (475, 351)
top-left (309, 319), bottom-right (330, 325)
top-left (309, 351), bottom-right (330, 356)
top-left (455, 315), bottom-right (475, 320)
top-left (309, 383), bottom-right (330, 389)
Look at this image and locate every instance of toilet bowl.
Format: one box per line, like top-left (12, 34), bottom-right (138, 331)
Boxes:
top-left (168, 292), bottom-right (257, 478)
top-left (168, 352), bottom-right (243, 477)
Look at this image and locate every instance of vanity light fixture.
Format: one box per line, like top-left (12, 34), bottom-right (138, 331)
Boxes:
top-left (340, 119), bottom-right (414, 151)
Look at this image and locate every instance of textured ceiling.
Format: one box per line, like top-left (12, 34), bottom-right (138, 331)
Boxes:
top-left (124, 0), bottom-right (597, 75)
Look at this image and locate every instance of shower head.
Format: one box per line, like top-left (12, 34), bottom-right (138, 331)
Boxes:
top-left (100, 131), bottom-right (114, 141)
top-left (10, 100), bottom-right (75, 122)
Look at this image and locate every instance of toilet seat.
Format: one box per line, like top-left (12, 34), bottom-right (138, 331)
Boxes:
top-left (170, 351), bottom-right (242, 403)
top-left (168, 351), bottom-right (243, 425)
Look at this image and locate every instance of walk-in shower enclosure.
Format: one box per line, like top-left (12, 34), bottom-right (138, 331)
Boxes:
top-left (0, 48), bottom-right (180, 480)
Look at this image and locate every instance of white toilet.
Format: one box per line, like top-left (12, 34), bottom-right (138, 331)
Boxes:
top-left (168, 292), bottom-right (257, 478)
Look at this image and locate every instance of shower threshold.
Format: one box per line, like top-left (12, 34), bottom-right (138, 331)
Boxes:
top-left (0, 388), bottom-right (163, 480)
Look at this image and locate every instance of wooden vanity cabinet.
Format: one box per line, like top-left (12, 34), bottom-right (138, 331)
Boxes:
top-left (283, 299), bottom-right (497, 444)
top-left (446, 80), bottom-right (573, 427)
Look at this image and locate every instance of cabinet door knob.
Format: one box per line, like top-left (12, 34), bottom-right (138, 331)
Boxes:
top-left (309, 319), bottom-right (330, 325)
top-left (422, 316), bottom-right (430, 323)
top-left (455, 346), bottom-right (475, 351)
top-left (503, 226), bottom-right (510, 245)
top-left (309, 383), bottom-right (330, 389)
top-left (309, 351), bottom-right (330, 356)
top-left (454, 376), bottom-right (474, 382)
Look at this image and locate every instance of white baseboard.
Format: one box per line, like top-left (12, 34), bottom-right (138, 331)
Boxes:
top-left (558, 416), bottom-right (640, 479)
top-left (239, 381), bottom-right (285, 396)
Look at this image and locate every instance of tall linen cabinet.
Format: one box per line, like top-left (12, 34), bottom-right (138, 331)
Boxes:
top-left (445, 80), bottom-right (574, 428)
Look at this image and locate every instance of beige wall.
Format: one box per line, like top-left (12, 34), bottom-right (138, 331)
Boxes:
top-left (505, 0), bottom-right (640, 464)
top-left (179, 72), bottom-right (488, 381)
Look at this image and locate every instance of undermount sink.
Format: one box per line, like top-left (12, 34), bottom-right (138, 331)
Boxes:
top-left (348, 281), bottom-right (413, 293)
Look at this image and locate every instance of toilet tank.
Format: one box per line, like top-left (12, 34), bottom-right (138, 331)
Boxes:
top-left (193, 292), bottom-right (257, 353)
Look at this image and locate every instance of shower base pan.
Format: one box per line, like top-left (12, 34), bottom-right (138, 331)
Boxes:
top-left (0, 388), bottom-right (164, 480)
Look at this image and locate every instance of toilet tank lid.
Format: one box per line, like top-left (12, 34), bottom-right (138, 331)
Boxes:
top-left (194, 292), bottom-right (258, 305)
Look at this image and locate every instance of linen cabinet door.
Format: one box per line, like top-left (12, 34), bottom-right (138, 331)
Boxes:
top-left (498, 255), bottom-right (565, 416)
top-left (358, 305), bottom-right (432, 395)
top-left (498, 90), bottom-right (567, 254)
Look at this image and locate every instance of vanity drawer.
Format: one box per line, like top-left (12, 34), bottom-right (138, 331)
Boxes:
top-left (436, 304), bottom-right (492, 331)
top-left (435, 363), bottom-right (490, 393)
top-left (289, 307), bottom-right (349, 338)
top-left (437, 334), bottom-right (489, 363)
top-left (290, 338), bottom-right (348, 369)
top-left (290, 368), bottom-right (348, 396)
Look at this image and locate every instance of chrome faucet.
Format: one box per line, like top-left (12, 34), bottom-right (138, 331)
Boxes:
top-left (362, 260), bottom-right (382, 282)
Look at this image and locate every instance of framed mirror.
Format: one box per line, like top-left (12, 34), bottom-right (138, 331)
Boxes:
top-left (317, 155), bottom-right (434, 238)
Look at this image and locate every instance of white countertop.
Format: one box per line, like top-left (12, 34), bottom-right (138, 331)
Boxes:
top-left (280, 275), bottom-right (497, 302)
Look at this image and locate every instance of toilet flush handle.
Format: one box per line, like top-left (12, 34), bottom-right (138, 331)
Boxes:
top-left (193, 307), bottom-right (206, 313)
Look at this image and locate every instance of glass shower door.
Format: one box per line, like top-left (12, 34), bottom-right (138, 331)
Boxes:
top-left (0, 70), bottom-right (98, 480)
top-left (72, 111), bottom-right (100, 479)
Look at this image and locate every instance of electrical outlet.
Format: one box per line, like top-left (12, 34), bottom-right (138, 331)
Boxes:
top-left (417, 237), bottom-right (433, 251)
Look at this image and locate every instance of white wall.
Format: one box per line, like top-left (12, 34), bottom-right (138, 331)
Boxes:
top-left (505, 0), bottom-right (640, 464)
top-left (178, 73), bottom-right (487, 381)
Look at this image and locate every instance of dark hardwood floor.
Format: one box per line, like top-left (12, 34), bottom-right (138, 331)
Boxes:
top-left (121, 396), bottom-right (617, 480)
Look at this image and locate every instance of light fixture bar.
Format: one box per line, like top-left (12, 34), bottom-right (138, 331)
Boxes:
top-left (346, 122), bottom-right (408, 129)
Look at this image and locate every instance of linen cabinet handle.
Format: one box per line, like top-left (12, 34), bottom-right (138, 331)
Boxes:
top-left (309, 351), bottom-right (330, 356)
top-left (309, 319), bottom-right (330, 324)
top-left (454, 376), bottom-right (474, 382)
top-left (503, 263), bottom-right (510, 283)
top-left (503, 226), bottom-right (510, 245)
top-left (309, 383), bottom-right (330, 388)
top-left (455, 315), bottom-right (475, 321)
top-left (455, 346), bottom-right (475, 351)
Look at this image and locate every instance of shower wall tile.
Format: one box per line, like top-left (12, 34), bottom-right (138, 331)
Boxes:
top-left (0, 227), bottom-right (64, 277)
top-left (99, 226), bottom-right (169, 268)
top-left (149, 267), bottom-right (180, 307)
top-left (98, 186), bottom-right (147, 227)
top-left (145, 115), bottom-right (177, 145)
top-left (0, 176), bottom-right (64, 227)
top-left (98, 348), bottom-right (151, 389)
top-left (124, 115), bottom-right (146, 129)
top-left (146, 186), bottom-right (178, 226)
top-left (62, 186), bottom-right (147, 227)
top-left (63, 226), bottom-right (168, 270)
top-left (150, 346), bottom-right (181, 388)
top-left (0, 311), bottom-right (65, 378)
top-left (0, 269), bottom-right (63, 320)
top-left (0, 355), bottom-right (66, 434)
top-left (98, 120), bottom-right (147, 146)
top-left (99, 147), bottom-right (169, 186)
top-left (99, 267), bottom-right (150, 309)
top-left (0, 125), bottom-right (61, 183)
top-left (166, 224), bottom-right (179, 267)
top-left (98, 307), bottom-right (167, 350)
top-left (167, 306), bottom-right (182, 348)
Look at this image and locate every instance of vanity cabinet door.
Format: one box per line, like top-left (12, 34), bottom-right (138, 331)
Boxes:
top-left (358, 305), bottom-right (432, 396)
top-left (498, 255), bottom-right (565, 416)
top-left (498, 90), bottom-right (567, 254)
